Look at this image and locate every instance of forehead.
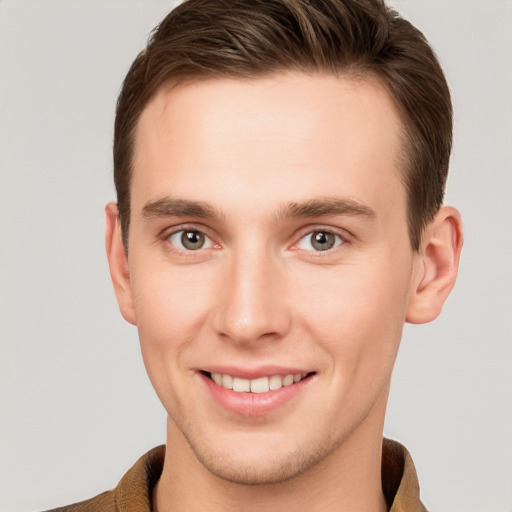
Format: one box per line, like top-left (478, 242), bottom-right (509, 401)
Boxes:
top-left (131, 72), bottom-right (405, 219)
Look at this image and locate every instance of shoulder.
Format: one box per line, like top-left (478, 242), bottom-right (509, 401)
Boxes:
top-left (42, 490), bottom-right (115, 512)
top-left (40, 446), bottom-right (165, 512)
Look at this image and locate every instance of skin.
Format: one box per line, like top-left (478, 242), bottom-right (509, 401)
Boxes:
top-left (106, 73), bottom-right (462, 511)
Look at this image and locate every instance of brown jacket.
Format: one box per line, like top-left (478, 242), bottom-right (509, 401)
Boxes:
top-left (46, 439), bottom-right (427, 512)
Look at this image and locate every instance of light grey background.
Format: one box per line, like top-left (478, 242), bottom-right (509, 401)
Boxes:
top-left (0, 1), bottom-right (511, 511)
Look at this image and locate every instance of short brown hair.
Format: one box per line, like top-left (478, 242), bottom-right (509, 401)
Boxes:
top-left (114, 0), bottom-right (452, 251)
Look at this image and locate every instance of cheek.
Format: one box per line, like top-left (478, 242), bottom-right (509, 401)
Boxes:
top-left (294, 257), bottom-right (411, 378)
top-left (128, 260), bottom-right (217, 385)
top-left (132, 257), bottom-right (215, 330)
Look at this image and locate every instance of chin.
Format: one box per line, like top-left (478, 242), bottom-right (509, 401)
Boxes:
top-left (185, 431), bottom-right (337, 485)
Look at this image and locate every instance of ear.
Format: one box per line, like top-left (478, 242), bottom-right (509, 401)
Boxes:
top-left (406, 206), bottom-right (463, 324)
top-left (105, 202), bottom-right (136, 325)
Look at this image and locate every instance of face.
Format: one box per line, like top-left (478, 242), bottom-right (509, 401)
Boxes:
top-left (119, 73), bottom-right (421, 483)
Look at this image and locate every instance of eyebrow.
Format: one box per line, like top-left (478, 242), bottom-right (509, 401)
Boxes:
top-left (141, 196), bottom-right (376, 222)
top-left (275, 197), bottom-right (376, 221)
top-left (141, 198), bottom-right (222, 221)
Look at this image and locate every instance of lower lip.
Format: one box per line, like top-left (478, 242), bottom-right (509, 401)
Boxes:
top-left (200, 373), bottom-right (312, 416)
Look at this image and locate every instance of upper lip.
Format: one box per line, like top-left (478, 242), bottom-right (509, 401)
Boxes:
top-left (199, 366), bottom-right (313, 380)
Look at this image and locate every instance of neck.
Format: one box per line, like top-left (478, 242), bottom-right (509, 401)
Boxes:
top-left (154, 394), bottom-right (389, 512)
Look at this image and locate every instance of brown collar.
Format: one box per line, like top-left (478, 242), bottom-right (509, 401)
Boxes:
top-left (382, 439), bottom-right (428, 511)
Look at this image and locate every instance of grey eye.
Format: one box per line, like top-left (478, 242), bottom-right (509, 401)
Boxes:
top-left (170, 230), bottom-right (212, 250)
top-left (298, 231), bottom-right (343, 251)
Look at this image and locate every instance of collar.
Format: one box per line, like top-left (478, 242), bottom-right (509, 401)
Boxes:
top-left (382, 439), bottom-right (428, 512)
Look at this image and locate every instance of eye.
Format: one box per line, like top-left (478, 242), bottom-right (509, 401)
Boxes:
top-left (168, 230), bottom-right (214, 251)
top-left (297, 230), bottom-right (344, 252)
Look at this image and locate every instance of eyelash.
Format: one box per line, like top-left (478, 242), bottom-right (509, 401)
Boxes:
top-left (295, 229), bottom-right (345, 253)
top-left (161, 225), bottom-right (350, 255)
top-left (162, 225), bottom-right (218, 254)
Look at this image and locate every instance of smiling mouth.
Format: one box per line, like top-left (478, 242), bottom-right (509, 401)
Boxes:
top-left (203, 371), bottom-right (314, 394)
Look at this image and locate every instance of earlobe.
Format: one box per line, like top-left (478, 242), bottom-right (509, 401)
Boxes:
top-left (105, 202), bottom-right (137, 325)
top-left (406, 206), bottom-right (463, 324)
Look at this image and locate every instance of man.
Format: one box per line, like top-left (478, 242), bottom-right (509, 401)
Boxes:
top-left (49, 0), bottom-right (462, 510)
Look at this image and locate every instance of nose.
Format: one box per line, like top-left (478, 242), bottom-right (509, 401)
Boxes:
top-left (212, 249), bottom-right (291, 346)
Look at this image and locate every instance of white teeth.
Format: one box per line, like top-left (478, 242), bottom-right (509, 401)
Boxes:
top-left (283, 374), bottom-right (294, 386)
top-left (221, 374), bottom-right (233, 389)
top-left (210, 372), bottom-right (308, 393)
top-left (269, 375), bottom-right (283, 391)
top-left (250, 376), bottom-right (269, 394)
top-left (232, 377), bottom-right (251, 392)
